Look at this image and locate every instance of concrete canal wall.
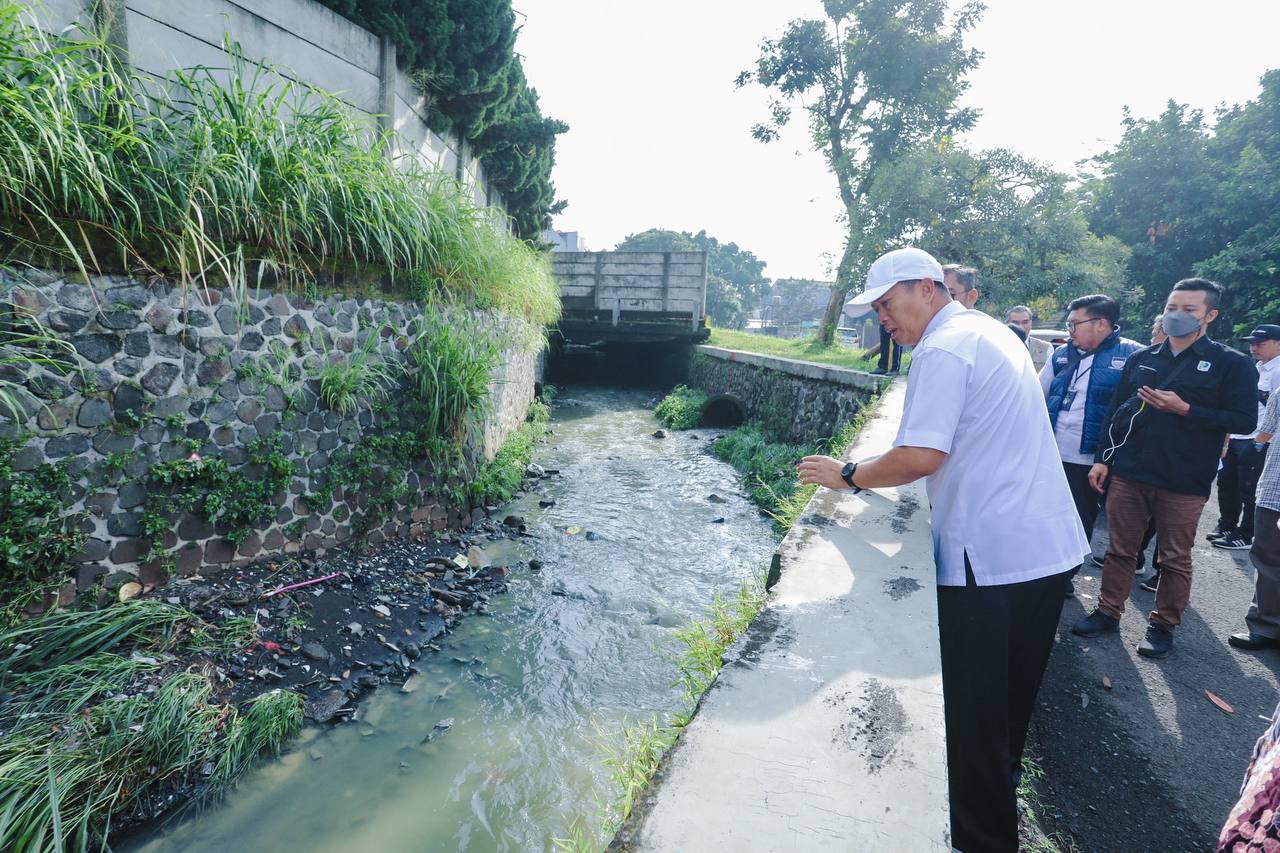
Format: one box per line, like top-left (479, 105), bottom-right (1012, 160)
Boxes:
top-left (687, 345), bottom-right (884, 444)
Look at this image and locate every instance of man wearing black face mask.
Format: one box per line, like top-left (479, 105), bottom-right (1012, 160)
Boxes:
top-left (1072, 278), bottom-right (1258, 659)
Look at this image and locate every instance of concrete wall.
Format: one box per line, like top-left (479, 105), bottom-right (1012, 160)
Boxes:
top-left (0, 267), bottom-right (541, 589)
top-left (688, 346), bottom-right (884, 444)
top-left (553, 252), bottom-right (707, 324)
top-left (21, 0), bottom-right (496, 211)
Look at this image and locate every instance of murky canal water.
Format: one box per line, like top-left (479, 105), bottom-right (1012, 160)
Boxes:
top-left (127, 386), bottom-right (776, 852)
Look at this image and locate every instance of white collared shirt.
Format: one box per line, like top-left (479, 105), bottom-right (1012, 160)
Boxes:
top-left (1231, 354), bottom-right (1280, 441)
top-left (894, 301), bottom-right (1090, 587)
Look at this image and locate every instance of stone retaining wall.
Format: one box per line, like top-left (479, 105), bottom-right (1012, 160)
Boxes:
top-left (0, 267), bottom-right (541, 592)
top-left (688, 346), bottom-right (884, 443)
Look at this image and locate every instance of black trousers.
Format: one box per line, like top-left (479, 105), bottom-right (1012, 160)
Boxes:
top-left (938, 560), bottom-right (1069, 853)
top-left (1063, 461), bottom-right (1102, 539)
top-left (1218, 438), bottom-right (1263, 538)
top-left (877, 324), bottom-right (901, 372)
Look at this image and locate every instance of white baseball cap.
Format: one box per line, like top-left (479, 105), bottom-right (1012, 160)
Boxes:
top-left (847, 247), bottom-right (945, 306)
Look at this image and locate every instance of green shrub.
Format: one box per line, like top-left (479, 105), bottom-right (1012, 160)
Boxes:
top-left (654, 385), bottom-right (708, 429)
top-left (713, 408), bottom-right (874, 534)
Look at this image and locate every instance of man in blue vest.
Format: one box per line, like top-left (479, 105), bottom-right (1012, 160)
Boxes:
top-left (1040, 295), bottom-right (1143, 592)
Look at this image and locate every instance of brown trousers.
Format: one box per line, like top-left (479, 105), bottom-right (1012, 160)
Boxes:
top-left (1098, 476), bottom-right (1207, 629)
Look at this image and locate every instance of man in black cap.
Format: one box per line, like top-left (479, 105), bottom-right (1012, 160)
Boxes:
top-left (1212, 325), bottom-right (1280, 550)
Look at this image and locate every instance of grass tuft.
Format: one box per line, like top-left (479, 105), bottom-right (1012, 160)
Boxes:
top-left (470, 398), bottom-right (551, 505)
top-left (653, 385), bottom-right (707, 430)
top-left (0, 603), bottom-right (303, 850)
top-left (319, 331), bottom-right (400, 414)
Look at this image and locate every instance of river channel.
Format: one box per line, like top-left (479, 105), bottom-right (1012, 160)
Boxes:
top-left (128, 385), bottom-right (777, 852)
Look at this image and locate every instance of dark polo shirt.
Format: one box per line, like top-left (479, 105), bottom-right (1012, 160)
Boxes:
top-left (1095, 335), bottom-right (1258, 497)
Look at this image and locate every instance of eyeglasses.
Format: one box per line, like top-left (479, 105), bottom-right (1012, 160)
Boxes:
top-left (1066, 317), bottom-right (1104, 333)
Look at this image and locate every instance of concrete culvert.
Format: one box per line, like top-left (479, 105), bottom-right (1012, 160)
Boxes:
top-left (701, 394), bottom-right (747, 427)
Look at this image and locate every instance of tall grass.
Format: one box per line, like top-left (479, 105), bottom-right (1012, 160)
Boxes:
top-left (0, 301), bottom-right (78, 421)
top-left (319, 331), bottom-right (400, 414)
top-left (0, 603), bottom-right (302, 850)
top-left (405, 308), bottom-right (500, 448)
top-left (0, 5), bottom-right (560, 325)
top-left (0, 672), bottom-right (302, 852)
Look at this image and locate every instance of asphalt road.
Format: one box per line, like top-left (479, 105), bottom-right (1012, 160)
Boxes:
top-left (1031, 487), bottom-right (1280, 852)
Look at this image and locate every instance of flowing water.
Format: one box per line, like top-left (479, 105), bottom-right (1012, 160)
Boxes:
top-left (128, 386), bottom-right (777, 852)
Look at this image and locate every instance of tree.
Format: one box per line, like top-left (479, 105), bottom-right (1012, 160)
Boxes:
top-left (1083, 102), bottom-right (1221, 325)
top-left (1087, 70), bottom-right (1280, 334)
top-left (316, 0), bottom-right (566, 240)
top-left (867, 141), bottom-right (1130, 320)
top-left (614, 229), bottom-right (770, 328)
top-left (738, 0), bottom-right (983, 343)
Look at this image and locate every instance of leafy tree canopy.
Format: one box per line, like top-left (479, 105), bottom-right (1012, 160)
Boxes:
top-left (317, 0), bottom-right (566, 240)
top-left (1086, 70), bottom-right (1280, 333)
top-left (738, 0), bottom-right (983, 342)
top-left (869, 141), bottom-right (1130, 322)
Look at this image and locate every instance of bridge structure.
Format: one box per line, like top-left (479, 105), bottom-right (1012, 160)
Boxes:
top-left (551, 251), bottom-right (710, 344)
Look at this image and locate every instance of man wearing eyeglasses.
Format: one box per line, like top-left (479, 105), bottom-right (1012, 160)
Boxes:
top-left (943, 263), bottom-right (981, 311)
top-left (1039, 295), bottom-right (1142, 596)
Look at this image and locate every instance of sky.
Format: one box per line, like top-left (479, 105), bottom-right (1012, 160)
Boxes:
top-left (515, 0), bottom-right (1280, 281)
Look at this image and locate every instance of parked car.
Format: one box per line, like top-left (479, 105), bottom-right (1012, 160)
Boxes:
top-left (1031, 328), bottom-right (1068, 349)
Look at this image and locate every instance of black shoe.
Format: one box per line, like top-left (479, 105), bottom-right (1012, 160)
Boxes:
top-left (1207, 529), bottom-right (1230, 542)
top-left (1228, 632), bottom-right (1280, 651)
top-left (1092, 554), bottom-right (1105, 568)
top-left (871, 368), bottom-right (888, 375)
top-left (1213, 536), bottom-right (1253, 550)
top-left (1139, 571), bottom-right (1160, 593)
top-left (1065, 578), bottom-right (1075, 598)
top-left (1072, 610), bottom-right (1120, 637)
top-left (1137, 624), bottom-right (1174, 658)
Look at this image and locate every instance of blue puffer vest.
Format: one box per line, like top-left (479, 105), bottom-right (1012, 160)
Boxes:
top-left (1046, 329), bottom-right (1144, 455)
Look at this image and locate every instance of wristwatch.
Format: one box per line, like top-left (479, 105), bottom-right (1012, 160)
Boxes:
top-left (840, 461), bottom-right (862, 492)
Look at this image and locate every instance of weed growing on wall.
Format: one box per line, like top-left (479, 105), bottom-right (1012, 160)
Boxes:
top-left (141, 434), bottom-right (295, 554)
top-left (319, 331), bottom-right (401, 415)
top-left (0, 438), bottom-right (86, 613)
top-left (654, 385), bottom-right (708, 430)
top-left (0, 7), bottom-right (560, 327)
top-left (471, 398), bottom-right (551, 506)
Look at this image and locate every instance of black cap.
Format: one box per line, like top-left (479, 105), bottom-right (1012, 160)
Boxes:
top-left (1242, 325), bottom-right (1280, 343)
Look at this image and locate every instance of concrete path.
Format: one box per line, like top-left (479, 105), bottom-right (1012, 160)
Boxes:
top-left (1033, 490), bottom-right (1280, 851)
top-left (612, 381), bottom-right (951, 851)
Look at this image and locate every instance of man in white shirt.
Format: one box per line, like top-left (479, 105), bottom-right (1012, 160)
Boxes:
top-left (1211, 325), bottom-right (1280, 550)
top-left (1008, 305), bottom-right (1053, 370)
top-left (799, 247), bottom-right (1089, 853)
